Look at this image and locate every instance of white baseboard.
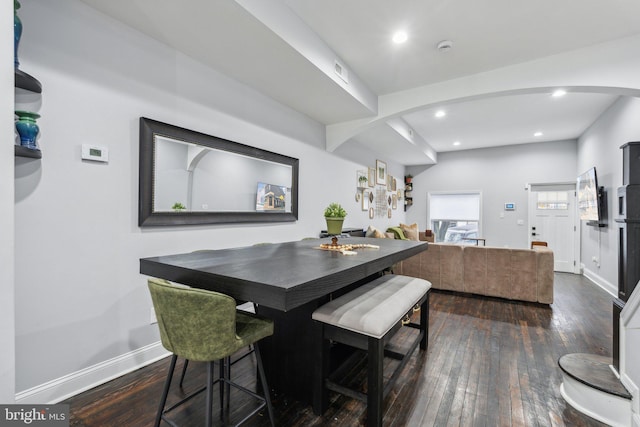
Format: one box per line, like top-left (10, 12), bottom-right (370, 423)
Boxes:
top-left (15, 341), bottom-right (169, 404)
top-left (583, 267), bottom-right (617, 297)
top-left (622, 373), bottom-right (640, 420)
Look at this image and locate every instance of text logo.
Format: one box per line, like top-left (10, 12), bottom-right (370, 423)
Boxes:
top-left (0, 405), bottom-right (68, 426)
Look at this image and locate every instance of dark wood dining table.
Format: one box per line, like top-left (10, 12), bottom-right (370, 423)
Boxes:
top-left (140, 236), bottom-right (427, 405)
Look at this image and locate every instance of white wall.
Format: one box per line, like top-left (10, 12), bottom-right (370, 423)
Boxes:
top-left (1, 0), bottom-right (16, 404)
top-left (578, 96), bottom-right (640, 294)
top-left (577, 97), bottom-right (640, 407)
top-left (405, 140), bottom-right (577, 248)
top-left (13, 0), bottom-right (405, 399)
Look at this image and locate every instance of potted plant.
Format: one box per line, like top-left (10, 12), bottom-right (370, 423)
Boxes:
top-left (172, 202), bottom-right (186, 212)
top-left (358, 175), bottom-right (368, 186)
top-left (405, 174), bottom-right (413, 184)
top-left (324, 202), bottom-right (347, 235)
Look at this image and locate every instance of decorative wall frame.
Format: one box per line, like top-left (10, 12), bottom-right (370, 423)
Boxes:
top-left (362, 189), bottom-right (370, 211)
top-left (375, 186), bottom-right (387, 217)
top-left (368, 167), bottom-right (376, 187)
top-left (376, 160), bottom-right (387, 185)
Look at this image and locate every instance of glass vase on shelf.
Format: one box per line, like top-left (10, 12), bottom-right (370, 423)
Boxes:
top-left (15, 110), bottom-right (40, 150)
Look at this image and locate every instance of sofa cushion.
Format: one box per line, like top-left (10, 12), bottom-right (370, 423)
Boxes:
top-left (485, 248), bottom-right (511, 299)
top-left (416, 244), bottom-right (440, 288)
top-left (386, 227), bottom-right (408, 240)
top-left (463, 246), bottom-right (487, 295)
top-left (400, 223), bottom-right (420, 241)
top-left (439, 244), bottom-right (463, 292)
top-left (535, 247), bottom-right (554, 303)
top-left (366, 225), bottom-right (387, 238)
top-left (401, 253), bottom-right (421, 278)
top-left (510, 249), bottom-right (537, 301)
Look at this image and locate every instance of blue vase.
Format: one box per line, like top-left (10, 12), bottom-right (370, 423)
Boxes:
top-left (15, 110), bottom-right (40, 150)
top-left (14, 0), bottom-right (22, 69)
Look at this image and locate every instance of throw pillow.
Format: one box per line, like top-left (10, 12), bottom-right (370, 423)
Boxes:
top-left (400, 223), bottom-right (419, 241)
top-left (366, 225), bottom-right (387, 239)
top-left (373, 228), bottom-right (387, 238)
top-left (386, 227), bottom-right (407, 240)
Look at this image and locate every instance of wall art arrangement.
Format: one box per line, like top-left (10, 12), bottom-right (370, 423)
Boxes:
top-left (355, 159), bottom-right (402, 219)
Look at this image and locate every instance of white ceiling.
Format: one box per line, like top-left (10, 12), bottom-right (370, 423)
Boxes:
top-left (78, 0), bottom-right (640, 165)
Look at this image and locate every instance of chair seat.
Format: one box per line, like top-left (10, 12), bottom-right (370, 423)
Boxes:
top-left (312, 275), bottom-right (431, 339)
top-left (235, 311), bottom-right (273, 347)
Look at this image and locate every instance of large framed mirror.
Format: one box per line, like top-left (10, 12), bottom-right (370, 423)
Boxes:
top-left (139, 117), bottom-right (299, 226)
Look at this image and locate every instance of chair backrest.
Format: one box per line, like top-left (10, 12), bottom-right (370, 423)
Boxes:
top-left (147, 278), bottom-right (238, 361)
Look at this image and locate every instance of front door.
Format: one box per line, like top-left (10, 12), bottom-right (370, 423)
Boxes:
top-left (528, 184), bottom-right (578, 273)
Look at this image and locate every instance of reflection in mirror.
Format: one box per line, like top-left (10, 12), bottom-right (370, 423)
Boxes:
top-left (154, 137), bottom-right (292, 213)
top-left (139, 118), bottom-right (298, 226)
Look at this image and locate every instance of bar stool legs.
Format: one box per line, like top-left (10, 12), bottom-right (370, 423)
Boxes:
top-left (154, 352), bottom-right (275, 426)
top-left (254, 344), bottom-right (276, 427)
top-left (206, 361), bottom-right (215, 427)
top-left (154, 355), bottom-right (177, 427)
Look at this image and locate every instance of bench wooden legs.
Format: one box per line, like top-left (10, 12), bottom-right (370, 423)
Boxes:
top-left (367, 336), bottom-right (384, 427)
top-left (420, 293), bottom-right (429, 350)
top-left (312, 319), bottom-right (330, 415)
top-left (313, 289), bottom-right (430, 426)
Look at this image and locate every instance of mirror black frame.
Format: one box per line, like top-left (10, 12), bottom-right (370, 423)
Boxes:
top-left (139, 117), bottom-right (299, 226)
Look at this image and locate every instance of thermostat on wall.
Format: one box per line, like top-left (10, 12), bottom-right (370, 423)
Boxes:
top-left (82, 144), bottom-right (109, 162)
top-left (504, 203), bottom-right (516, 211)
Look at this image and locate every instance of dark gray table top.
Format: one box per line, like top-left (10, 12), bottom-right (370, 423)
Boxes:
top-left (140, 237), bottom-right (427, 312)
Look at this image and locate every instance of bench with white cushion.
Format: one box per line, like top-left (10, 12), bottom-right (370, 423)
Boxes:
top-left (312, 274), bottom-right (431, 427)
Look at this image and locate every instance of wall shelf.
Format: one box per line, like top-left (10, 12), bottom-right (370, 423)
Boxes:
top-left (14, 68), bottom-right (43, 157)
top-left (15, 145), bottom-right (42, 159)
top-left (404, 178), bottom-right (413, 211)
top-left (15, 69), bottom-right (42, 93)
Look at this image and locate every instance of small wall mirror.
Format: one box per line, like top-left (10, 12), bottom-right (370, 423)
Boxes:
top-left (139, 117), bottom-right (299, 226)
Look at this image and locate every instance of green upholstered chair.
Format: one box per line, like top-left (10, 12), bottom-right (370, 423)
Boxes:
top-left (175, 253), bottom-right (257, 388)
top-left (147, 278), bottom-right (275, 427)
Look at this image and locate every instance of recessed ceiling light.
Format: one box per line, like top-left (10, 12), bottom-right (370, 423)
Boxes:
top-left (552, 89), bottom-right (567, 98)
top-left (392, 31), bottom-right (408, 44)
top-left (435, 110), bottom-right (446, 118)
top-left (453, 141), bottom-right (461, 146)
top-left (534, 132), bottom-right (543, 137)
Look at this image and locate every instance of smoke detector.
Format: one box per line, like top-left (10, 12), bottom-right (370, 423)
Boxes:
top-left (437, 40), bottom-right (453, 52)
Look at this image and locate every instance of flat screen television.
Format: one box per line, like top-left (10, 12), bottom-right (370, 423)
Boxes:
top-left (577, 167), bottom-right (605, 226)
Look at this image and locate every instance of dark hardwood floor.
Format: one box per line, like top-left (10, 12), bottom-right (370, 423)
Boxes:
top-left (64, 273), bottom-right (611, 426)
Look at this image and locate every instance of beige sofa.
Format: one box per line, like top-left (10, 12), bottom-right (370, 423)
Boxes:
top-left (396, 237), bottom-right (554, 304)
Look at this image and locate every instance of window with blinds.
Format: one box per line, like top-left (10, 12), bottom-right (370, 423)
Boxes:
top-left (536, 191), bottom-right (569, 210)
top-left (428, 192), bottom-right (481, 243)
